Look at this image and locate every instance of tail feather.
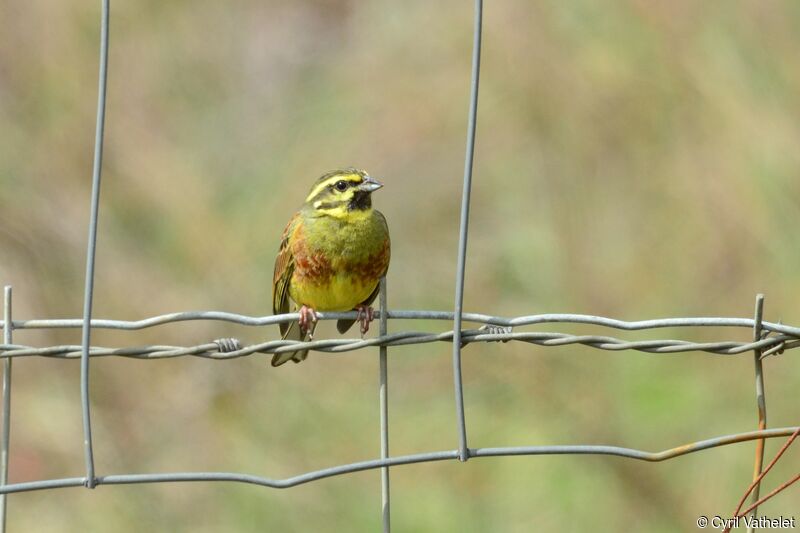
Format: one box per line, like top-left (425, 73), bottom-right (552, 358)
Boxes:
top-left (336, 318), bottom-right (356, 334)
top-left (271, 320), bottom-right (310, 366)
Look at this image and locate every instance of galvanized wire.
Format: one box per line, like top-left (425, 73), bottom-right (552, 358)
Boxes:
top-left (378, 279), bottom-right (390, 533)
top-left (78, 0), bottom-right (111, 490)
top-left (451, 0), bottom-right (483, 464)
top-left (2, 0), bottom-right (797, 526)
top-left (749, 295), bottom-right (768, 531)
top-left (0, 288), bottom-right (12, 532)
top-left (1, 306), bottom-right (796, 502)
top-left (0, 427), bottom-right (796, 496)
top-left (1, 310), bottom-right (798, 360)
top-left (6, 310), bottom-right (800, 336)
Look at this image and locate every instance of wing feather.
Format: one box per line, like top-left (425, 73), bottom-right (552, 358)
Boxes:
top-left (271, 212), bottom-right (310, 365)
top-left (273, 212), bottom-right (300, 337)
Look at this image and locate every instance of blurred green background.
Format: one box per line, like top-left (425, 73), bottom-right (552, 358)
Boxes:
top-left (2, 0), bottom-right (800, 531)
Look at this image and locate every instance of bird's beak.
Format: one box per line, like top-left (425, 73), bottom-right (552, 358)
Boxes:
top-left (359, 175), bottom-right (384, 193)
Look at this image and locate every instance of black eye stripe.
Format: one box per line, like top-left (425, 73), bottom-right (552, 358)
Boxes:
top-left (334, 180), bottom-right (350, 191)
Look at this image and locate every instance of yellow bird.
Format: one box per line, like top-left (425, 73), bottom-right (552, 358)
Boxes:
top-left (272, 168), bottom-right (391, 366)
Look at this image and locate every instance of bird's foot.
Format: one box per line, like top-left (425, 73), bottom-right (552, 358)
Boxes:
top-left (355, 305), bottom-right (375, 336)
top-left (298, 305), bottom-right (318, 339)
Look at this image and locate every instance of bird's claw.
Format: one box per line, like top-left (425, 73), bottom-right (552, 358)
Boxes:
top-left (298, 305), bottom-right (318, 339)
top-left (355, 305), bottom-right (375, 336)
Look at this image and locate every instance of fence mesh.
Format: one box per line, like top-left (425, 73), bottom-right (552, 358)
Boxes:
top-left (0, 0), bottom-right (798, 532)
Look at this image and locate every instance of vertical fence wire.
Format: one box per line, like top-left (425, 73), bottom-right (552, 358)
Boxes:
top-left (0, 287), bottom-right (13, 532)
top-left (79, 0), bottom-right (111, 489)
top-left (378, 278), bottom-right (390, 532)
top-left (747, 294), bottom-right (767, 531)
top-left (451, 0), bottom-right (483, 463)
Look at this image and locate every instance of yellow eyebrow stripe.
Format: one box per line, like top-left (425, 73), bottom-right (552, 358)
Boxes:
top-left (304, 173), bottom-right (362, 202)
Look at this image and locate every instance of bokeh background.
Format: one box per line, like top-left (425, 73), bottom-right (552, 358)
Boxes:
top-left (2, 0), bottom-right (800, 531)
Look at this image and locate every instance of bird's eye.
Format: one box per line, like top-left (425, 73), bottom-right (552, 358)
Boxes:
top-left (334, 180), bottom-right (348, 191)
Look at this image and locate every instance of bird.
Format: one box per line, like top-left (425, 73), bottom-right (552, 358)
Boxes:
top-left (271, 168), bottom-right (391, 366)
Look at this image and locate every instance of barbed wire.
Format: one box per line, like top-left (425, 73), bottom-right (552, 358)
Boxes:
top-left (4, 305), bottom-right (794, 513)
top-left (1, 310), bottom-right (797, 360)
top-left (1, 306), bottom-right (796, 501)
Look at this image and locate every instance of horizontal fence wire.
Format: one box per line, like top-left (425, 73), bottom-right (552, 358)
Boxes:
top-left (9, 427), bottom-right (800, 494)
top-left (0, 308), bottom-right (797, 498)
top-left (1, 310), bottom-right (799, 360)
top-left (0, 427), bottom-right (796, 495)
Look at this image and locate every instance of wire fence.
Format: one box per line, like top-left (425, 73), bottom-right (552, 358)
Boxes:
top-left (3, 308), bottom-right (800, 360)
top-left (0, 299), bottom-right (799, 504)
top-left (1, 0), bottom-right (798, 531)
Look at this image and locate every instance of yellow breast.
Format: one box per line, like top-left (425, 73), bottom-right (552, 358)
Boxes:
top-left (286, 207), bottom-right (390, 312)
top-left (289, 274), bottom-right (378, 311)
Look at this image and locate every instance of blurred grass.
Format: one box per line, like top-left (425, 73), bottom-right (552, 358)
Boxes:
top-left (1, 0), bottom-right (800, 531)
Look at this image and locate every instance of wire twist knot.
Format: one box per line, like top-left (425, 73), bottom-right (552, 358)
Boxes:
top-left (214, 338), bottom-right (241, 353)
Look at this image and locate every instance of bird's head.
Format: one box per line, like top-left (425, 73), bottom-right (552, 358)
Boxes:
top-left (304, 168), bottom-right (383, 219)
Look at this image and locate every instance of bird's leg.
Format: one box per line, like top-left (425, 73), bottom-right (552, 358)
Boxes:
top-left (355, 304), bottom-right (375, 336)
top-left (298, 305), bottom-right (318, 339)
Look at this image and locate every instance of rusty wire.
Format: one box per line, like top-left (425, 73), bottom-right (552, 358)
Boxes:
top-left (724, 427), bottom-right (800, 533)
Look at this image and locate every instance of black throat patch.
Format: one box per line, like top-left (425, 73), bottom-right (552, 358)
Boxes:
top-left (348, 191), bottom-right (372, 211)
